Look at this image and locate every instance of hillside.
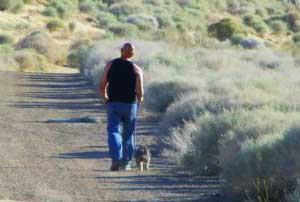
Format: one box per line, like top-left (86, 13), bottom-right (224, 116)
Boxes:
top-left (0, 0), bottom-right (300, 72)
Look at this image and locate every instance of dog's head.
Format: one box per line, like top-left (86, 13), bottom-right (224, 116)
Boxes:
top-left (136, 146), bottom-right (149, 155)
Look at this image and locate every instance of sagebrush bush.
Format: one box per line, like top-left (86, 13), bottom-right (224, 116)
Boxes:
top-left (269, 20), bottom-right (288, 34)
top-left (46, 19), bottom-right (64, 32)
top-left (79, 0), bottom-right (97, 13)
top-left (108, 23), bottom-right (138, 37)
top-left (96, 11), bottom-right (118, 28)
top-left (208, 18), bottom-right (246, 41)
top-left (223, 124), bottom-right (300, 202)
top-left (243, 14), bottom-right (269, 34)
top-left (43, 0), bottom-right (76, 18)
top-left (15, 31), bottom-right (66, 64)
top-left (282, 12), bottom-right (300, 32)
top-left (14, 50), bottom-right (49, 72)
top-left (0, 0), bottom-right (23, 12)
top-left (0, 34), bottom-right (13, 45)
top-left (292, 33), bottom-right (300, 43)
top-left (109, 3), bottom-right (140, 17)
top-left (125, 14), bottom-right (159, 31)
top-left (67, 39), bottom-right (92, 69)
top-left (144, 81), bottom-right (198, 112)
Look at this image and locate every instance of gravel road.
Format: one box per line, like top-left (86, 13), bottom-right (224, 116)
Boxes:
top-left (0, 71), bottom-right (219, 202)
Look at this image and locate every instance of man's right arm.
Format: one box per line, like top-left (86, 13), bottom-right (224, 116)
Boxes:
top-left (134, 64), bottom-right (144, 102)
top-left (99, 62), bottom-right (112, 103)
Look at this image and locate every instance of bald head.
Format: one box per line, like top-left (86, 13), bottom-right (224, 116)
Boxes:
top-left (121, 43), bottom-right (135, 59)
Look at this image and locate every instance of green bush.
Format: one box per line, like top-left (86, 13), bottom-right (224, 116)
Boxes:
top-left (96, 11), bottom-right (117, 28)
top-left (145, 81), bottom-right (198, 112)
top-left (223, 124), bottom-right (300, 202)
top-left (125, 14), bottom-right (159, 31)
top-left (42, 6), bottom-right (58, 17)
top-left (43, 0), bottom-right (76, 18)
top-left (270, 20), bottom-right (288, 34)
top-left (46, 19), bottom-right (64, 32)
top-left (15, 31), bottom-right (66, 64)
top-left (67, 39), bottom-right (92, 68)
top-left (108, 23), bottom-right (138, 37)
top-left (109, 3), bottom-right (140, 17)
top-left (0, 0), bottom-right (23, 13)
top-left (243, 15), bottom-right (269, 34)
top-left (292, 33), bottom-right (300, 43)
top-left (208, 18), bottom-right (246, 41)
top-left (282, 12), bottom-right (300, 32)
top-left (14, 50), bottom-right (49, 72)
top-left (68, 22), bottom-right (76, 32)
top-left (0, 34), bottom-right (13, 45)
top-left (79, 0), bottom-right (96, 13)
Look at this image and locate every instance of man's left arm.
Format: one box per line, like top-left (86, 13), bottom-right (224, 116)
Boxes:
top-left (134, 64), bottom-right (144, 102)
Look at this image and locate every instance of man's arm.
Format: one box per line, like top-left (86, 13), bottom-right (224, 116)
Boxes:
top-left (99, 62), bottom-right (112, 103)
top-left (134, 64), bottom-right (144, 102)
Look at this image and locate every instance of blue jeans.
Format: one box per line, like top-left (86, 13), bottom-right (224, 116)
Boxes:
top-left (107, 102), bottom-right (137, 163)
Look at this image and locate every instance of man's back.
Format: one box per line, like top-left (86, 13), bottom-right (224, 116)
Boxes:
top-left (107, 58), bottom-right (137, 103)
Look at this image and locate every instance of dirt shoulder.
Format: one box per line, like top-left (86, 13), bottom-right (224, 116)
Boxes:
top-left (0, 71), bottom-right (219, 202)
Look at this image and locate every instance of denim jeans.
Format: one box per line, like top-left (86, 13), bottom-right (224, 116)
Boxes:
top-left (107, 102), bottom-right (137, 163)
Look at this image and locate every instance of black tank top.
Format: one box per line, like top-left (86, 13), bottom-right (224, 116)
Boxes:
top-left (107, 58), bottom-right (137, 103)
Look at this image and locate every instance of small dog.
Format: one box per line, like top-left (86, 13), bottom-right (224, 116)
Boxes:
top-left (135, 146), bottom-right (151, 172)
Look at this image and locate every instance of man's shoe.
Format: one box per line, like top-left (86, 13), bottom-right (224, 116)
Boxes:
top-left (110, 161), bottom-right (120, 171)
top-left (120, 161), bottom-right (132, 171)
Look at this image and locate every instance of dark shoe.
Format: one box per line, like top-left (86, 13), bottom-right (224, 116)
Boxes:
top-left (120, 161), bottom-right (132, 171)
top-left (110, 161), bottom-right (120, 171)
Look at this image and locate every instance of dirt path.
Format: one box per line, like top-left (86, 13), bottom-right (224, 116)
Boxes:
top-left (0, 71), bottom-right (219, 202)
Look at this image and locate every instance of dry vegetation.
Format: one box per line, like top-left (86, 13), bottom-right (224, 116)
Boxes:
top-left (1, 0), bottom-right (300, 201)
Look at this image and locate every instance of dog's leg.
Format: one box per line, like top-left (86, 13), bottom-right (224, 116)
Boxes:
top-left (140, 162), bottom-right (144, 172)
top-left (146, 162), bottom-right (149, 171)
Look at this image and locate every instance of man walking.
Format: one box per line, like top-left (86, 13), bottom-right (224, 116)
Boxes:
top-left (99, 43), bottom-right (144, 171)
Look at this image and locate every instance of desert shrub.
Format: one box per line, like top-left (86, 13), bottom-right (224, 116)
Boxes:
top-left (96, 11), bottom-right (118, 28)
top-left (0, 44), bottom-right (19, 71)
top-left (42, 6), bottom-right (57, 16)
top-left (67, 39), bottom-right (92, 69)
top-left (243, 15), bottom-right (269, 34)
top-left (15, 31), bottom-right (66, 64)
top-left (46, 19), bottom-right (64, 32)
top-left (109, 3), bottom-right (140, 17)
top-left (223, 124), bottom-right (300, 202)
top-left (68, 22), bottom-right (76, 32)
top-left (108, 23), bottom-right (138, 37)
top-left (293, 33), bottom-right (300, 43)
top-left (0, 34), bottom-right (13, 45)
top-left (282, 12), bottom-right (300, 32)
top-left (14, 50), bottom-right (49, 72)
top-left (144, 81), bottom-right (198, 112)
top-left (43, 0), bottom-right (76, 18)
top-left (208, 18), bottom-right (246, 41)
top-left (125, 14), bottom-right (159, 31)
top-left (270, 20), bottom-right (288, 34)
top-left (230, 34), bottom-right (244, 45)
top-left (154, 12), bottom-right (175, 28)
top-left (0, 0), bottom-right (23, 12)
top-left (79, 0), bottom-right (97, 13)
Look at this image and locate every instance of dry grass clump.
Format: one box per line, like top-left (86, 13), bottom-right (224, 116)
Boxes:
top-left (14, 49), bottom-right (48, 72)
top-left (15, 30), bottom-right (67, 65)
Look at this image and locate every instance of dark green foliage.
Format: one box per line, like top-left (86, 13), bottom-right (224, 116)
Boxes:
top-left (292, 33), bottom-right (300, 43)
top-left (108, 23), bottom-right (138, 37)
top-left (43, 0), bottom-right (76, 18)
top-left (109, 3), bottom-right (140, 17)
top-left (46, 19), bottom-right (64, 32)
top-left (96, 11), bottom-right (117, 28)
top-left (0, 34), bottom-right (13, 45)
top-left (0, 0), bottom-right (23, 13)
top-left (270, 20), bottom-right (288, 34)
top-left (282, 12), bottom-right (300, 32)
top-left (208, 18), bottom-right (246, 41)
top-left (67, 40), bottom-right (92, 68)
top-left (243, 15), bottom-right (269, 34)
top-left (79, 0), bottom-right (96, 13)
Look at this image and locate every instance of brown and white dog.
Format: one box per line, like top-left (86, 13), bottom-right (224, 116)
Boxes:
top-left (135, 146), bottom-right (151, 171)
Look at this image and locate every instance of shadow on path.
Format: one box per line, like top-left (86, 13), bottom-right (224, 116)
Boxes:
top-left (11, 72), bottom-right (105, 113)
